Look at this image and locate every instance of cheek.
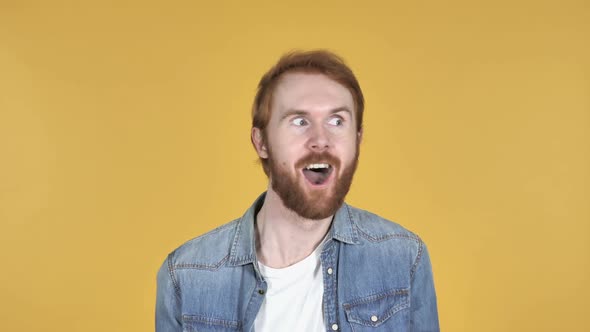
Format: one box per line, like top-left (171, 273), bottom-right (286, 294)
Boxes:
top-left (270, 130), bottom-right (301, 151)
top-left (341, 140), bottom-right (359, 164)
top-left (270, 144), bottom-right (299, 167)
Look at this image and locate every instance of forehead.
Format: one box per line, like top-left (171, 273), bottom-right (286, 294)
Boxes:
top-left (271, 72), bottom-right (354, 115)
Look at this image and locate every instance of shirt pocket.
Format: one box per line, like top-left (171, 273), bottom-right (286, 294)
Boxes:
top-left (182, 314), bottom-right (241, 332)
top-left (343, 288), bottom-right (410, 332)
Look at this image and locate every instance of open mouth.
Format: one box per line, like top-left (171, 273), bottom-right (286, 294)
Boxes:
top-left (301, 163), bottom-right (333, 186)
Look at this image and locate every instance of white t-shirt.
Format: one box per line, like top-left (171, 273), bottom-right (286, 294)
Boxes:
top-left (254, 243), bottom-right (325, 332)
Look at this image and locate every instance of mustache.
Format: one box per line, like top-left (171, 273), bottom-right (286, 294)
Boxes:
top-left (295, 152), bottom-right (341, 169)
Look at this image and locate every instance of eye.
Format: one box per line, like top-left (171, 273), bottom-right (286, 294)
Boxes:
top-left (292, 117), bottom-right (308, 126)
top-left (328, 117), bottom-right (343, 126)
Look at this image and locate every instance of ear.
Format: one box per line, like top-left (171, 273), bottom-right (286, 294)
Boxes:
top-left (357, 127), bottom-right (363, 144)
top-left (251, 127), bottom-right (269, 159)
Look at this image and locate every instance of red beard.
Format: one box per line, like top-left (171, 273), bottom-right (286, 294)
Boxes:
top-left (267, 146), bottom-right (359, 220)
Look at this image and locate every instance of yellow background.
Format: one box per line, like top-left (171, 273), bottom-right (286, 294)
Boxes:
top-left (1, 1), bottom-right (588, 331)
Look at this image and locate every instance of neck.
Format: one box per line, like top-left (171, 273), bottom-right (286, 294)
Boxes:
top-left (255, 187), bottom-right (333, 268)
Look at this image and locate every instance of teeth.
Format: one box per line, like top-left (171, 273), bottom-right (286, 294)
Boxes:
top-left (306, 163), bottom-right (330, 169)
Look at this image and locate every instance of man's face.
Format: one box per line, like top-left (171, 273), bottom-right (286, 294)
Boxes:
top-left (256, 72), bottom-right (361, 220)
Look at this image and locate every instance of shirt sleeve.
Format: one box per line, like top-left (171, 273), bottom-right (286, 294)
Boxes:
top-left (156, 254), bottom-right (183, 332)
top-left (410, 241), bottom-right (440, 331)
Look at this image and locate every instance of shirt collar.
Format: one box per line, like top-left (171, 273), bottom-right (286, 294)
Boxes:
top-left (228, 192), bottom-right (360, 267)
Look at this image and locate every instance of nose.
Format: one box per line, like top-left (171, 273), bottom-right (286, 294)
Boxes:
top-left (306, 124), bottom-right (330, 152)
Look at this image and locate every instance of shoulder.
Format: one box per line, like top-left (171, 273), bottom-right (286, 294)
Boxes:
top-left (165, 219), bottom-right (240, 269)
top-left (344, 204), bottom-right (431, 279)
top-left (346, 204), bottom-right (424, 246)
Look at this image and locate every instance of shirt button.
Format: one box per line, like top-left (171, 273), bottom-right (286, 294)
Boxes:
top-left (327, 267), bottom-right (333, 275)
top-left (371, 315), bottom-right (378, 322)
top-left (331, 323), bottom-right (339, 330)
top-left (258, 289), bottom-right (265, 295)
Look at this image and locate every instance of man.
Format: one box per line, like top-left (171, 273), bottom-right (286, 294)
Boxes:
top-left (156, 50), bottom-right (439, 331)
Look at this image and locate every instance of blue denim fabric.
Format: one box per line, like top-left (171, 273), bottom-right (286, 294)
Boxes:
top-left (156, 193), bottom-right (439, 331)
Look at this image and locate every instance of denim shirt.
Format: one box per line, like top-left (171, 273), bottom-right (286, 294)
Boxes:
top-left (156, 193), bottom-right (439, 332)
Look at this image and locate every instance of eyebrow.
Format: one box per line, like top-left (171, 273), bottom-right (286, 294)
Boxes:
top-left (279, 107), bottom-right (353, 121)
